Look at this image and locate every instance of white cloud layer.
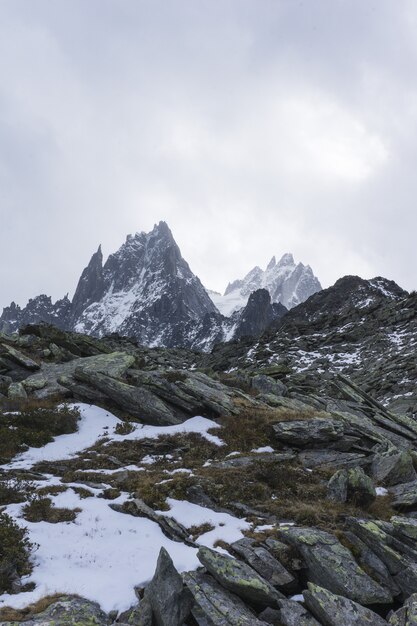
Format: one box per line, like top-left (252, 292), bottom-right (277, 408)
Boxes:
top-left (0, 0), bottom-right (416, 309)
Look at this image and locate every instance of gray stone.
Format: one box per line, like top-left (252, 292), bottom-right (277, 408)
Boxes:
top-left (0, 343), bottom-right (40, 371)
top-left (372, 450), bottom-right (417, 487)
top-left (303, 583), bottom-right (388, 626)
top-left (231, 537), bottom-right (295, 591)
top-left (345, 518), bottom-right (417, 597)
top-left (7, 382), bottom-right (27, 400)
top-left (147, 547), bottom-right (192, 626)
top-left (0, 595), bottom-right (110, 625)
top-left (183, 571), bottom-right (267, 625)
top-left (75, 369), bottom-right (183, 425)
top-left (278, 600), bottom-right (322, 626)
top-left (389, 481), bottom-right (417, 509)
top-left (273, 417), bottom-right (344, 446)
top-left (197, 545), bottom-right (284, 608)
top-left (327, 467), bottom-right (376, 507)
top-left (278, 526), bottom-right (393, 605)
top-left (22, 374), bottom-right (48, 391)
top-left (118, 597), bottom-right (153, 625)
top-left (251, 374), bottom-right (287, 397)
top-left (111, 499), bottom-right (193, 545)
top-left (298, 449), bottom-right (368, 469)
top-left (388, 592), bottom-right (417, 625)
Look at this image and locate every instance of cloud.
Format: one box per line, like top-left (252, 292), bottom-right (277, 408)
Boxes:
top-left (0, 0), bottom-right (416, 310)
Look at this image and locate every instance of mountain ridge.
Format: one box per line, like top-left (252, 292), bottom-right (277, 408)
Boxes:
top-left (0, 222), bottom-right (316, 350)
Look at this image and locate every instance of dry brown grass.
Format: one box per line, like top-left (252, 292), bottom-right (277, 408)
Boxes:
top-left (0, 594), bottom-right (73, 621)
top-left (188, 522), bottom-right (215, 541)
top-left (212, 404), bottom-right (330, 453)
top-left (22, 497), bottom-right (80, 524)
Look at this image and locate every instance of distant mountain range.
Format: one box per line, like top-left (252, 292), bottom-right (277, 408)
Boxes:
top-left (208, 253), bottom-right (321, 315)
top-left (0, 222), bottom-right (319, 350)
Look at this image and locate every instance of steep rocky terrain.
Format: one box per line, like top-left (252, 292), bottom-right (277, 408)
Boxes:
top-left (0, 223), bottom-right (316, 351)
top-left (1, 322), bottom-right (417, 624)
top-left (203, 275), bottom-right (417, 414)
top-left (210, 253), bottom-right (322, 315)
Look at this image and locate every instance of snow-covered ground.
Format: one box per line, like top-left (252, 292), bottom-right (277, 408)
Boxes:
top-left (0, 404), bottom-right (250, 614)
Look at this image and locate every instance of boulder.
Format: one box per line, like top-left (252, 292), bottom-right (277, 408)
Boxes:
top-left (197, 545), bottom-right (284, 608)
top-left (388, 592), bottom-right (417, 625)
top-left (273, 418), bottom-right (344, 447)
top-left (146, 547), bottom-right (192, 626)
top-left (278, 526), bottom-right (393, 605)
top-left (22, 374), bottom-right (47, 391)
top-left (231, 537), bottom-right (295, 591)
top-left (327, 467), bottom-right (376, 507)
top-left (392, 516), bottom-right (417, 542)
top-left (117, 597), bottom-right (153, 625)
top-left (75, 369), bottom-right (183, 425)
top-left (341, 530), bottom-right (400, 597)
top-left (0, 596), bottom-right (110, 625)
top-left (251, 374), bottom-right (287, 397)
top-left (0, 343), bottom-right (40, 371)
top-left (372, 450), bottom-right (416, 487)
top-left (127, 369), bottom-right (239, 418)
top-left (7, 382), bottom-right (27, 400)
top-left (278, 600), bottom-right (322, 626)
top-left (303, 583), bottom-right (388, 626)
top-left (345, 518), bottom-right (417, 597)
top-left (183, 571), bottom-right (267, 625)
top-left (389, 481), bottom-right (417, 509)
top-left (298, 449), bottom-right (368, 470)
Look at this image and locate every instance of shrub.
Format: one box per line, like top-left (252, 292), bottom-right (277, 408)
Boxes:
top-left (0, 403), bottom-right (79, 463)
top-left (0, 512), bottom-right (33, 593)
top-left (23, 497), bottom-right (80, 523)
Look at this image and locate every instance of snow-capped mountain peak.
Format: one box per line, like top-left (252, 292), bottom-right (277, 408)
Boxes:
top-left (210, 253), bottom-right (322, 316)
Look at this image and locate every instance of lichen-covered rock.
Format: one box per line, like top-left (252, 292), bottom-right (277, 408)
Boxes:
top-left (341, 530), bottom-right (401, 597)
top-left (251, 374), bottom-right (287, 397)
top-left (372, 450), bottom-right (417, 487)
top-left (74, 369), bottom-right (183, 425)
top-left (328, 467), bottom-right (376, 507)
top-left (388, 591), bottom-right (417, 625)
top-left (197, 546), bottom-right (284, 608)
top-left (231, 537), bottom-right (295, 591)
top-left (298, 449), bottom-right (368, 470)
top-left (278, 526), bottom-right (393, 605)
top-left (0, 596), bottom-right (110, 625)
top-left (346, 518), bottom-right (417, 597)
top-left (183, 571), bottom-right (267, 625)
top-left (278, 599), bottom-right (321, 626)
top-left (303, 583), bottom-right (388, 626)
top-left (146, 547), bottom-right (192, 626)
top-left (22, 374), bottom-right (47, 391)
top-left (392, 516), bottom-right (417, 542)
top-left (273, 418), bottom-right (344, 446)
top-left (117, 597), bottom-right (153, 625)
top-left (7, 382), bottom-right (27, 400)
top-left (389, 481), bottom-right (417, 509)
top-left (0, 343), bottom-right (40, 371)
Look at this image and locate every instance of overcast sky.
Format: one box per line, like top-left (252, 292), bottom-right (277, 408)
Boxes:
top-left (1, 0), bottom-right (417, 309)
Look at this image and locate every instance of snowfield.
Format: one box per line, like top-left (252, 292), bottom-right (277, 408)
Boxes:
top-left (0, 404), bottom-right (251, 614)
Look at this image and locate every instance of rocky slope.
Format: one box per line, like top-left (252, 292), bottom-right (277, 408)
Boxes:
top-left (1, 324), bottom-right (417, 624)
top-left (0, 223), bottom-right (293, 351)
top-left (210, 253), bottom-right (322, 315)
top-left (202, 275), bottom-right (417, 414)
